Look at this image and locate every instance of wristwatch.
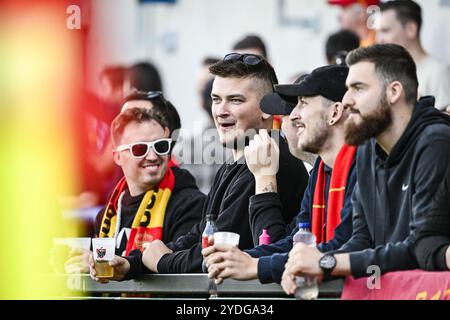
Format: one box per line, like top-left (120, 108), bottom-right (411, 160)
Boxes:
top-left (319, 254), bottom-right (336, 281)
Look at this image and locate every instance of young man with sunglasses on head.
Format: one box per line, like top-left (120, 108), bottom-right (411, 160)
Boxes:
top-left (90, 53), bottom-right (309, 279)
top-left (203, 65), bottom-right (357, 286)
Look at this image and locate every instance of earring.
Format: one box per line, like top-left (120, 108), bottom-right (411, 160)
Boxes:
top-left (329, 120), bottom-right (334, 125)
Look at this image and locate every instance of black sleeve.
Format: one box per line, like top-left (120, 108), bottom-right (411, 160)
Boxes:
top-left (121, 180), bottom-right (206, 278)
top-left (124, 217), bottom-right (205, 278)
top-left (166, 189), bottom-right (206, 244)
top-left (166, 221), bottom-right (203, 252)
top-left (124, 191), bottom-right (206, 278)
top-left (415, 167), bottom-right (450, 271)
top-left (165, 170), bottom-right (223, 252)
top-left (245, 178), bottom-right (313, 259)
top-left (347, 140), bottom-right (450, 278)
top-left (247, 135), bottom-right (309, 246)
top-left (123, 249), bottom-right (149, 280)
top-left (247, 159), bottom-right (314, 247)
top-left (248, 193), bottom-right (290, 247)
top-left (336, 182), bottom-right (373, 254)
top-left (157, 173), bottom-right (256, 273)
top-left (257, 253), bottom-right (289, 284)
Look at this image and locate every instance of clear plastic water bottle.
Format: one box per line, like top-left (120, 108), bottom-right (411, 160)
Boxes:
top-left (202, 213), bottom-right (218, 273)
top-left (292, 222), bottom-right (318, 300)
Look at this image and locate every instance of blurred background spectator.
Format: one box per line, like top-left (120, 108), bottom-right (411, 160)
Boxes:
top-left (376, 0), bottom-right (450, 110)
top-left (86, 0), bottom-right (450, 136)
top-left (232, 34), bottom-right (269, 59)
top-left (327, 0), bottom-right (380, 47)
top-left (325, 29), bottom-right (360, 65)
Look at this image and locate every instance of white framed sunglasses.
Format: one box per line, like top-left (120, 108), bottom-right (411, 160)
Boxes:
top-left (116, 138), bottom-right (173, 158)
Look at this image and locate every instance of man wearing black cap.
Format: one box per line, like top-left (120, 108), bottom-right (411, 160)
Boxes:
top-left (282, 44), bottom-right (450, 296)
top-left (262, 74), bottom-right (316, 171)
top-left (203, 65), bottom-right (357, 285)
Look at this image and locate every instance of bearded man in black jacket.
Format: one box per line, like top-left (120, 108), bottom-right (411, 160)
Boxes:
top-left (89, 53), bottom-right (309, 280)
top-left (281, 44), bottom-right (450, 295)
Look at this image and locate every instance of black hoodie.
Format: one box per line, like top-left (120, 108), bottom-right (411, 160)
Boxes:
top-left (338, 96), bottom-right (450, 278)
top-left (95, 166), bottom-right (206, 256)
top-left (159, 134), bottom-right (309, 273)
top-left (414, 166), bottom-right (450, 271)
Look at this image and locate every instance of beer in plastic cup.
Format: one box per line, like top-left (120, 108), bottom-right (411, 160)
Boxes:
top-left (92, 238), bottom-right (115, 279)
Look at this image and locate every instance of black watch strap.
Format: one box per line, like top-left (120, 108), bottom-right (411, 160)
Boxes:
top-left (319, 254), bottom-right (336, 281)
top-left (322, 267), bottom-right (333, 281)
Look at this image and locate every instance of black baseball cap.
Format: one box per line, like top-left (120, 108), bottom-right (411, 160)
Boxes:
top-left (260, 65), bottom-right (349, 115)
top-left (260, 74), bottom-right (307, 115)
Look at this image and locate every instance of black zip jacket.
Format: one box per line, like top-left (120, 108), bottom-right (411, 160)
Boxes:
top-left (414, 166), bottom-right (450, 271)
top-left (337, 96), bottom-right (450, 278)
top-left (125, 133), bottom-right (309, 276)
top-left (94, 166), bottom-right (206, 256)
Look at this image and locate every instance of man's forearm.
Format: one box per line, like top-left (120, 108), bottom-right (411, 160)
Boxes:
top-left (331, 253), bottom-right (352, 277)
top-left (254, 175), bottom-right (277, 194)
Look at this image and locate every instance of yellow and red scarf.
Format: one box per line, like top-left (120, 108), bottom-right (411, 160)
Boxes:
top-left (99, 167), bottom-right (175, 256)
top-left (311, 144), bottom-right (356, 243)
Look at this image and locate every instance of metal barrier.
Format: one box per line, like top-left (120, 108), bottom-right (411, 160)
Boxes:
top-left (64, 274), bottom-right (344, 299)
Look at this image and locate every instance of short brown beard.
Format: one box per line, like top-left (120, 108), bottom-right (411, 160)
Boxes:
top-left (299, 112), bottom-right (329, 154)
top-left (344, 93), bottom-right (393, 146)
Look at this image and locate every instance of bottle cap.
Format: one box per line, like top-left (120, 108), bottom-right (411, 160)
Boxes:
top-left (298, 222), bottom-right (310, 229)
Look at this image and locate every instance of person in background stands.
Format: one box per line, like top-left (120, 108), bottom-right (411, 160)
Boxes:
top-left (325, 29), bottom-right (360, 65)
top-left (377, 0), bottom-right (450, 110)
top-left (328, 0), bottom-right (379, 47)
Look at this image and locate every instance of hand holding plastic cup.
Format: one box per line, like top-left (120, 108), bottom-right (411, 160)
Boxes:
top-left (213, 232), bottom-right (240, 247)
top-left (92, 238), bottom-right (115, 279)
top-left (209, 232), bottom-right (240, 293)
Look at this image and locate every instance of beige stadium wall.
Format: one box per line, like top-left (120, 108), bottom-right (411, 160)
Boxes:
top-left (87, 0), bottom-right (450, 132)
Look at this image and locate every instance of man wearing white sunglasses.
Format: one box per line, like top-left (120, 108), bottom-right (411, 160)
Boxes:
top-left (87, 107), bottom-right (205, 281)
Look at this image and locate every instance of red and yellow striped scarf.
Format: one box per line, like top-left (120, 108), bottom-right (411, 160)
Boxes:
top-left (311, 144), bottom-right (356, 243)
top-left (99, 167), bottom-right (175, 256)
